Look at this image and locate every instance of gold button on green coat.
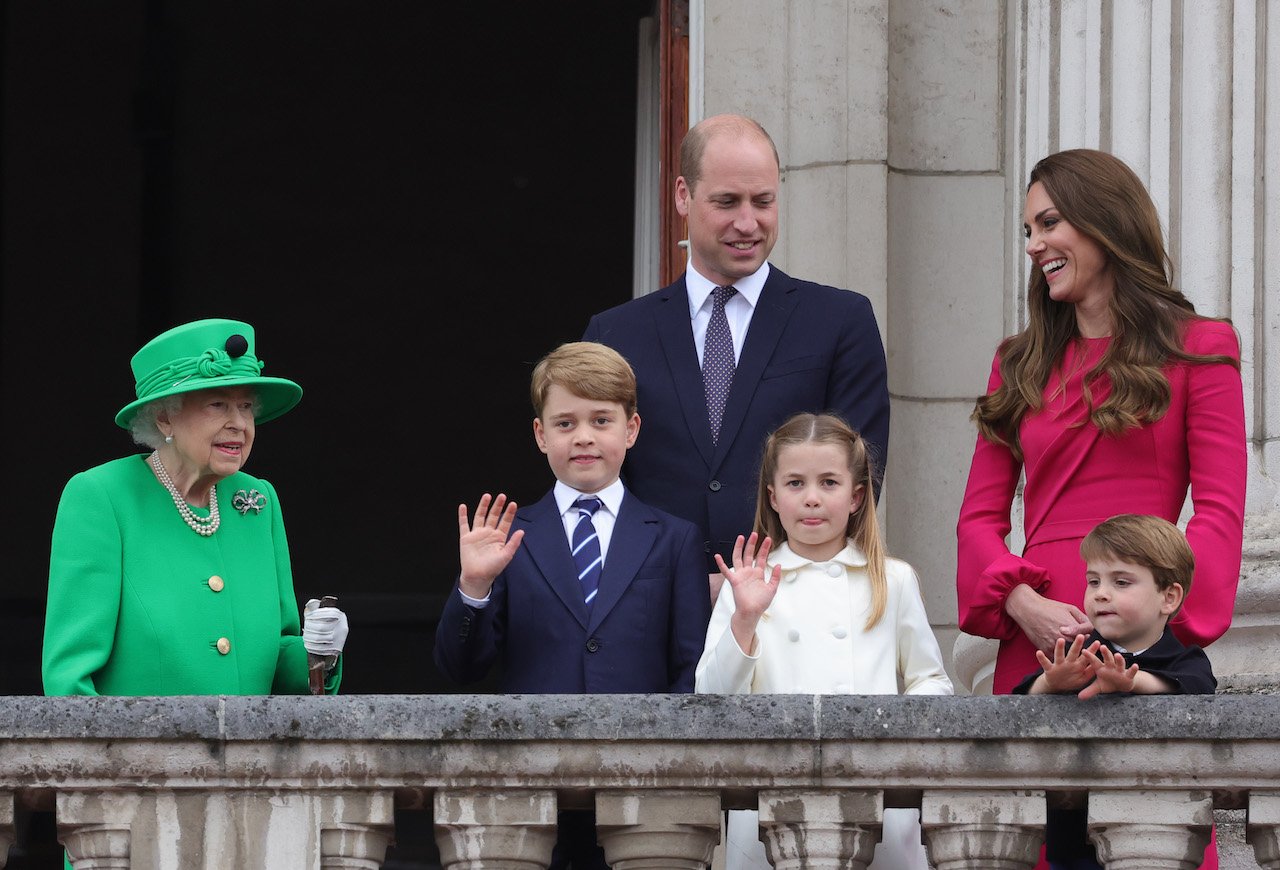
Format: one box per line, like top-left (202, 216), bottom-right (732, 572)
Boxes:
top-left (209, 575), bottom-right (225, 592)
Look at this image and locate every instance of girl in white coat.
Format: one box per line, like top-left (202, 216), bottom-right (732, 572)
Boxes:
top-left (696, 412), bottom-right (952, 870)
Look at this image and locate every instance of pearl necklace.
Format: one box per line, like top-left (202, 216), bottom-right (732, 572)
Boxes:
top-left (149, 451), bottom-right (220, 537)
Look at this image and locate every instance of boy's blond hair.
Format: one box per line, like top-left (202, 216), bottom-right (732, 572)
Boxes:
top-left (530, 341), bottom-right (638, 419)
top-left (1080, 514), bottom-right (1194, 613)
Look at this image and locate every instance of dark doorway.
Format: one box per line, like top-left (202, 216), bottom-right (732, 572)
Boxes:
top-left (1, 2), bottom-right (650, 865)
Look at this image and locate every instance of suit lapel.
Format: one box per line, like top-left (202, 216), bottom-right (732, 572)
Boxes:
top-left (587, 492), bottom-right (658, 631)
top-left (519, 493), bottom-right (591, 630)
top-left (654, 277), bottom-right (718, 466)
top-left (714, 268), bottom-right (798, 465)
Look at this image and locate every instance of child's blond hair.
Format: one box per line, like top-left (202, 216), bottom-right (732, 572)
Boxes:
top-left (753, 412), bottom-right (888, 629)
top-left (530, 341), bottom-right (638, 419)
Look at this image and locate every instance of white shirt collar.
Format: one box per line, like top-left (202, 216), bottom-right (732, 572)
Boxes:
top-left (770, 540), bottom-right (867, 570)
top-left (685, 260), bottom-right (770, 318)
top-left (554, 478), bottom-right (625, 518)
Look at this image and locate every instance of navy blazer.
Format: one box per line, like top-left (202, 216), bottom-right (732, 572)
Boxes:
top-left (582, 266), bottom-right (891, 570)
top-left (433, 487), bottom-right (710, 693)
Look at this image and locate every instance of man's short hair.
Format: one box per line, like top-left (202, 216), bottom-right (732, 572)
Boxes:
top-left (679, 113), bottom-right (781, 192)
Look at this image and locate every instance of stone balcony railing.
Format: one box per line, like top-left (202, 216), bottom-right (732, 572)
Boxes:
top-left (3, 693), bottom-right (1280, 869)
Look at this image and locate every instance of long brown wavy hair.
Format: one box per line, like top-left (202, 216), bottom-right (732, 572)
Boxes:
top-left (753, 413), bottom-right (889, 630)
top-left (972, 148), bottom-right (1238, 460)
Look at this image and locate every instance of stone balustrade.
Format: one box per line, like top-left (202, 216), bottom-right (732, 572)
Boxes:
top-left (2, 693), bottom-right (1279, 869)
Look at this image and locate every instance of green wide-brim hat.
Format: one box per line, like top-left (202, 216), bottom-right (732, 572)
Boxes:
top-left (115, 318), bottom-right (303, 429)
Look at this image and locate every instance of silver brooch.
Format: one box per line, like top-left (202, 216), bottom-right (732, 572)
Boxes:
top-left (233, 489), bottom-right (268, 516)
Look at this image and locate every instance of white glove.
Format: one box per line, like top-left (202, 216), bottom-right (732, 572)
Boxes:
top-left (303, 598), bottom-right (349, 656)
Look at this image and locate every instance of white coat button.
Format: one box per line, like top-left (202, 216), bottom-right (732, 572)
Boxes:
top-left (787, 629), bottom-right (801, 642)
top-left (832, 626), bottom-right (848, 639)
top-left (783, 571), bottom-right (798, 584)
top-left (826, 563), bottom-right (843, 578)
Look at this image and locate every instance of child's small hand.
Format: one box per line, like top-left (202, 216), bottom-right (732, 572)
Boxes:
top-left (457, 493), bottom-right (525, 599)
top-left (716, 533), bottom-right (782, 656)
top-left (1077, 644), bottom-right (1139, 698)
top-left (1035, 634), bottom-right (1097, 694)
top-left (715, 532), bottom-right (783, 618)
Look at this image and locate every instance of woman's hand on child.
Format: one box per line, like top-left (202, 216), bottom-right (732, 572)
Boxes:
top-left (457, 493), bottom-right (525, 599)
top-left (1077, 644), bottom-right (1139, 698)
top-left (1007, 585), bottom-right (1094, 653)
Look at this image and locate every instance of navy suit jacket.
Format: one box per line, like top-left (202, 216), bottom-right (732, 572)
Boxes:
top-left (433, 487), bottom-right (710, 693)
top-left (582, 266), bottom-right (890, 570)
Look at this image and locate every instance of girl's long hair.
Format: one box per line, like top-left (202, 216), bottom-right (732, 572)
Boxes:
top-left (973, 148), bottom-right (1238, 460)
top-left (753, 412), bottom-right (889, 629)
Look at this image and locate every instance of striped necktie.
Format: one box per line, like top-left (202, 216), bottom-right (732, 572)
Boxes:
top-left (571, 497), bottom-right (604, 608)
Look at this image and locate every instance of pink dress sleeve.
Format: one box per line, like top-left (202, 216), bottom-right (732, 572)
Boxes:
top-left (955, 352), bottom-right (1051, 642)
top-left (1169, 320), bottom-right (1246, 649)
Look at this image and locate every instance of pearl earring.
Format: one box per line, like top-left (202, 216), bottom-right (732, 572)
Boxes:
top-left (164, 434), bottom-right (173, 444)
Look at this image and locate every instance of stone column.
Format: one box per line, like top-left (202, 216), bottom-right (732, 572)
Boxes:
top-left (1088, 790), bottom-right (1213, 870)
top-left (433, 789), bottom-right (557, 870)
top-left (757, 789), bottom-right (882, 870)
top-left (315, 791), bottom-right (396, 870)
top-left (60, 788), bottom-right (394, 869)
top-left (57, 791), bottom-right (139, 870)
top-left (595, 790), bottom-right (721, 870)
top-left (0, 792), bottom-right (12, 870)
top-left (1248, 791), bottom-right (1280, 869)
top-left (920, 789), bottom-right (1044, 870)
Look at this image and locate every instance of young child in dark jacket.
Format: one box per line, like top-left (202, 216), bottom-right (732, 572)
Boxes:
top-left (1014, 513), bottom-right (1216, 870)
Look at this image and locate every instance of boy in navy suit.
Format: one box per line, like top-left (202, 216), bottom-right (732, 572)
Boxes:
top-left (433, 340), bottom-right (711, 869)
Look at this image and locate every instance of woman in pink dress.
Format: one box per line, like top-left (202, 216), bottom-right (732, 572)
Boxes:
top-left (955, 148), bottom-right (1245, 870)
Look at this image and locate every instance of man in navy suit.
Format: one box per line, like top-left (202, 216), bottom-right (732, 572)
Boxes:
top-left (583, 113), bottom-right (891, 603)
top-left (434, 341), bottom-right (710, 869)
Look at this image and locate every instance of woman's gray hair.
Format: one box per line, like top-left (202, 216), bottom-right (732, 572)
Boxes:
top-left (129, 395), bottom-right (184, 449)
top-left (128, 389), bottom-right (263, 449)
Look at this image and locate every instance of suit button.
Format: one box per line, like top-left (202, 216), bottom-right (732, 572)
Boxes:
top-left (707, 480), bottom-right (722, 492)
top-left (216, 637), bottom-right (231, 655)
top-left (586, 639), bottom-right (600, 653)
top-left (208, 575), bottom-right (224, 592)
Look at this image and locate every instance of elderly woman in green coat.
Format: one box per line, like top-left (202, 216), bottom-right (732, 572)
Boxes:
top-left (42, 317), bottom-right (348, 699)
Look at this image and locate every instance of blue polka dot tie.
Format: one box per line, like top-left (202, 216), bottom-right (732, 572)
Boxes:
top-left (571, 497), bottom-right (604, 608)
top-left (703, 285), bottom-right (738, 444)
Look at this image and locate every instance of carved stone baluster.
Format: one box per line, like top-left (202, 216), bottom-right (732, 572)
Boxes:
top-left (1088, 790), bottom-right (1213, 870)
top-left (920, 789), bottom-right (1045, 870)
top-left (595, 789), bottom-right (721, 870)
top-left (0, 791), bottom-right (12, 869)
top-left (317, 791), bottom-right (396, 870)
top-left (1248, 791), bottom-right (1280, 869)
top-left (757, 789), bottom-right (882, 870)
top-left (433, 789), bottom-right (557, 870)
top-left (56, 792), bottom-right (140, 870)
